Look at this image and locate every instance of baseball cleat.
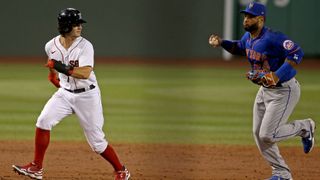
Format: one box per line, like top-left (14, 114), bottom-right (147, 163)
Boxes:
top-left (302, 119), bottom-right (316, 154)
top-left (268, 175), bottom-right (292, 180)
top-left (12, 162), bottom-right (43, 180)
top-left (114, 166), bottom-right (131, 180)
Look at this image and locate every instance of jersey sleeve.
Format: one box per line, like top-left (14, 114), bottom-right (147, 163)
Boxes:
top-left (221, 33), bottom-right (248, 56)
top-left (275, 33), bottom-right (304, 64)
top-left (238, 32), bottom-right (249, 51)
top-left (79, 41), bottom-right (94, 67)
top-left (44, 41), bottom-right (52, 57)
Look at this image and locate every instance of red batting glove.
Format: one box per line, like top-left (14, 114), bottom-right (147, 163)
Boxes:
top-left (48, 72), bottom-right (60, 88)
top-left (46, 59), bottom-right (55, 68)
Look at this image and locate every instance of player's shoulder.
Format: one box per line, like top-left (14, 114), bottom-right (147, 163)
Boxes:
top-left (45, 36), bottom-right (56, 46)
top-left (45, 35), bottom-right (60, 53)
top-left (240, 32), bottom-right (250, 41)
top-left (77, 36), bottom-right (94, 49)
top-left (264, 27), bottom-right (287, 39)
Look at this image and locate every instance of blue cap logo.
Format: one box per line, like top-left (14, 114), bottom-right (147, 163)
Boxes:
top-left (249, 2), bottom-right (254, 9)
top-left (240, 2), bottom-right (266, 17)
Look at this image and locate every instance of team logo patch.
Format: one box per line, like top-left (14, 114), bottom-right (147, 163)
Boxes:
top-left (283, 40), bottom-right (294, 50)
top-left (249, 2), bottom-right (254, 9)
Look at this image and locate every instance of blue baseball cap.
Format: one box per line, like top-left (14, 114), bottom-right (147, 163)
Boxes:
top-left (240, 2), bottom-right (266, 17)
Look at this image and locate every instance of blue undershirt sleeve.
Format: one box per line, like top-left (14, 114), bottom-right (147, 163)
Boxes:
top-left (221, 40), bottom-right (246, 56)
top-left (275, 61), bottom-right (297, 83)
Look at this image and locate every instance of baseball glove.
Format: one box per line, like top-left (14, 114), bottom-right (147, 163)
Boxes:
top-left (246, 70), bottom-right (279, 88)
top-left (246, 69), bottom-right (266, 85)
top-left (260, 72), bottom-right (279, 88)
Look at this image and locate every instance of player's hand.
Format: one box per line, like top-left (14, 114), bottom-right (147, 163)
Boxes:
top-left (209, 34), bottom-right (222, 47)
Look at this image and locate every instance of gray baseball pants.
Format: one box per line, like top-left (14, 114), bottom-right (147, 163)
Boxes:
top-left (253, 78), bottom-right (311, 179)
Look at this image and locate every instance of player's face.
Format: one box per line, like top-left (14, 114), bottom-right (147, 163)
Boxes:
top-left (67, 23), bottom-right (83, 38)
top-left (243, 14), bottom-right (259, 33)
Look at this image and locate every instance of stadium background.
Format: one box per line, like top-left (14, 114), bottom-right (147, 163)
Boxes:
top-left (0, 0), bottom-right (319, 58)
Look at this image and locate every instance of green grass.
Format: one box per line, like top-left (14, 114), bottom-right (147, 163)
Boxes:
top-left (0, 64), bottom-right (319, 145)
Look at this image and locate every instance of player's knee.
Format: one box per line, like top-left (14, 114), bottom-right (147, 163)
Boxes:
top-left (88, 140), bottom-right (108, 154)
top-left (253, 129), bottom-right (259, 138)
top-left (259, 134), bottom-right (274, 143)
top-left (36, 118), bottom-right (53, 130)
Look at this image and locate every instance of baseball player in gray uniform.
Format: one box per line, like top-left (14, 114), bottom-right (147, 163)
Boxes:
top-left (12, 8), bottom-right (130, 180)
top-left (209, 2), bottom-right (315, 180)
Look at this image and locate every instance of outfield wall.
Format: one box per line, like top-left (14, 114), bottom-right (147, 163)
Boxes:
top-left (235, 0), bottom-right (320, 57)
top-left (0, 0), bottom-right (318, 58)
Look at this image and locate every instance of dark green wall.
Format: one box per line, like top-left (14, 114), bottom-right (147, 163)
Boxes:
top-left (0, 0), bottom-right (224, 58)
top-left (235, 0), bottom-right (320, 57)
top-left (1, 0), bottom-right (317, 58)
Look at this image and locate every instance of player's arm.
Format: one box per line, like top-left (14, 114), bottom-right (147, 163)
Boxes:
top-left (46, 59), bottom-right (92, 79)
top-left (262, 38), bottom-right (304, 87)
top-left (47, 68), bottom-right (60, 88)
top-left (70, 66), bottom-right (92, 79)
top-left (208, 34), bottom-right (246, 56)
top-left (260, 59), bottom-right (296, 88)
top-left (261, 56), bottom-right (302, 88)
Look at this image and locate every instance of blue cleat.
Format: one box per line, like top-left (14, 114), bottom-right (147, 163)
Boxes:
top-left (269, 176), bottom-right (291, 180)
top-left (302, 119), bottom-right (316, 154)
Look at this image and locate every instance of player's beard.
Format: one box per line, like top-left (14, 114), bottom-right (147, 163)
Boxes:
top-left (244, 22), bottom-right (259, 33)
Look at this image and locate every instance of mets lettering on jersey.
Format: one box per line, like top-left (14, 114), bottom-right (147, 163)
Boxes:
top-left (238, 27), bottom-right (304, 72)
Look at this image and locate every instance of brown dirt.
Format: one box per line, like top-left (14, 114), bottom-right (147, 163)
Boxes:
top-left (1, 141), bottom-right (319, 180)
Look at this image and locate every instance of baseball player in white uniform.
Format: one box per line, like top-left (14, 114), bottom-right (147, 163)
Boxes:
top-left (12, 8), bottom-right (130, 180)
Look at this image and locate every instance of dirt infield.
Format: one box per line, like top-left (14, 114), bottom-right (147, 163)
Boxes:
top-left (1, 141), bottom-right (319, 180)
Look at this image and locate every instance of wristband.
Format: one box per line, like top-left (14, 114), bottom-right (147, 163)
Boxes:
top-left (275, 61), bottom-right (296, 83)
top-left (50, 59), bottom-right (74, 76)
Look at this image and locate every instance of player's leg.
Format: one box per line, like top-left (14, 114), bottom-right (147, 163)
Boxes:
top-left (73, 88), bottom-right (130, 179)
top-left (257, 79), bottom-right (309, 179)
top-left (34, 89), bottom-right (73, 166)
top-left (253, 87), bottom-right (266, 152)
top-left (255, 87), bottom-right (294, 179)
top-left (260, 79), bottom-right (313, 143)
top-left (13, 89), bottom-right (73, 179)
top-left (264, 79), bottom-right (315, 153)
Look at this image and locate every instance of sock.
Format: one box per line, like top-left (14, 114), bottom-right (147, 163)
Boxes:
top-left (100, 145), bottom-right (123, 171)
top-left (33, 127), bottom-right (50, 168)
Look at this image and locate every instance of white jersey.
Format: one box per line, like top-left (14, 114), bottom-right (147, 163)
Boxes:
top-left (45, 35), bottom-right (97, 90)
top-left (38, 35), bottom-right (108, 154)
